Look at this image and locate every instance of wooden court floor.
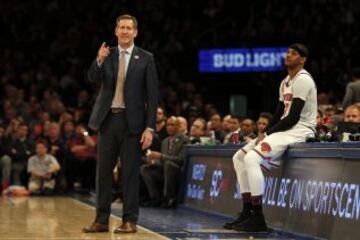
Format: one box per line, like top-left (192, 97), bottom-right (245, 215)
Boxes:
top-left (0, 196), bottom-right (168, 240)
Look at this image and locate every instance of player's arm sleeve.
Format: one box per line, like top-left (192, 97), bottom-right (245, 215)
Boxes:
top-left (266, 98), bottom-right (305, 135)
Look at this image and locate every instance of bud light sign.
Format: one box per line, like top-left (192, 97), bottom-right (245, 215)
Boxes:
top-left (199, 47), bottom-right (287, 72)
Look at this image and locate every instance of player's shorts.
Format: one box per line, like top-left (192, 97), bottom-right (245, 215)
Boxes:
top-left (241, 124), bottom-right (314, 171)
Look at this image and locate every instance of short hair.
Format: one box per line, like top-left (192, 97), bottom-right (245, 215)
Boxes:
top-left (116, 14), bottom-right (138, 29)
top-left (259, 112), bottom-right (273, 122)
top-left (36, 139), bottom-right (48, 148)
top-left (289, 43), bottom-right (309, 58)
top-left (193, 117), bottom-right (206, 131)
top-left (345, 104), bottom-right (360, 113)
top-left (230, 114), bottom-right (242, 123)
top-left (157, 105), bottom-right (166, 115)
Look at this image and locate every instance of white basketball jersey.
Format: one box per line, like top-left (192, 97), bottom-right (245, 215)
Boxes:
top-left (279, 69), bottom-right (317, 130)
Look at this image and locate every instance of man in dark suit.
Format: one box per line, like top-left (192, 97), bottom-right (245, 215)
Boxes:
top-left (82, 14), bottom-right (158, 234)
top-left (141, 116), bottom-right (189, 208)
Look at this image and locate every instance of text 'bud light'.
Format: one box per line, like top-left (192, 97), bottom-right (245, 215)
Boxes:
top-left (199, 47), bottom-right (287, 73)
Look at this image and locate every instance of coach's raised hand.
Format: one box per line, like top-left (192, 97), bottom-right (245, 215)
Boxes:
top-left (96, 42), bottom-right (110, 64)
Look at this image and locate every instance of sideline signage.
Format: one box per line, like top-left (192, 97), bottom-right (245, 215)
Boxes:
top-left (183, 145), bottom-right (360, 240)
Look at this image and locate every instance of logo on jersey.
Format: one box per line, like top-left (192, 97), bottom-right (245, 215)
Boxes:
top-left (260, 142), bottom-right (272, 153)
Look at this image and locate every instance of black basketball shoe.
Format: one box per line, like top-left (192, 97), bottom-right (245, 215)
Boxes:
top-left (233, 212), bottom-right (267, 232)
top-left (223, 209), bottom-right (252, 229)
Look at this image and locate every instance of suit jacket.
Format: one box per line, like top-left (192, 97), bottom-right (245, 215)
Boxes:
top-left (343, 80), bottom-right (360, 109)
top-left (161, 133), bottom-right (189, 166)
top-left (87, 46), bottom-right (158, 133)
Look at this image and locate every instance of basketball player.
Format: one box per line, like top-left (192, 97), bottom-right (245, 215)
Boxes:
top-left (224, 43), bottom-right (317, 232)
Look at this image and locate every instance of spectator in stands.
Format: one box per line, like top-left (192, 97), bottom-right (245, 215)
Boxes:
top-left (59, 111), bottom-right (74, 126)
top-left (9, 123), bottom-right (33, 186)
top-left (156, 106), bottom-right (168, 137)
top-left (256, 113), bottom-right (273, 136)
top-left (2, 105), bottom-right (17, 127)
top-left (322, 106), bottom-right (336, 124)
top-left (29, 122), bottom-right (44, 144)
top-left (222, 114), bottom-right (232, 135)
top-left (343, 67), bottom-right (360, 109)
top-left (61, 120), bottom-right (76, 144)
top-left (306, 109), bottom-right (333, 142)
top-left (240, 118), bottom-right (257, 143)
top-left (317, 92), bottom-right (333, 114)
top-left (224, 115), bottom-right (242, 144)
top-left (344, 105), bottom-right (360, 123)
top-left (141, 116), bottom-right (189, 208)
top-left (150, 107), bottom-right (168, 152)
top-left (46, 122), bottom-right (68, 192)
top-left (4, 118), bottom-right (20, 139)
top-left (67, 124), bottom-right (96, 192)
top-left (209, 113), bottom-right (226, 143)
top-left (0, 125), bottom-right (11, 193)
top-left (1, 119), bottom-right (20, 190)
top-left (28, 140), bottom-right (60, 195)
top-left (189, 117), bottom-right (207, 144)
top-left (177, 116), bottom-right (188, 135)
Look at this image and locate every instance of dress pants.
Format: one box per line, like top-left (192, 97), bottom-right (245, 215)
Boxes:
top-left (141, 160), bottom-right (181, 200)
top-left (95, 111), bottom-right (141, 224)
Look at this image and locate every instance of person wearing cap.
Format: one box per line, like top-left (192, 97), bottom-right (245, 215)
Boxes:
top-left (226, 43), bottom-right (317, 232)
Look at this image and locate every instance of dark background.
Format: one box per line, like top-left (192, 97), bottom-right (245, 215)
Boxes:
top-left (1, 0), bottom-right (359, 119)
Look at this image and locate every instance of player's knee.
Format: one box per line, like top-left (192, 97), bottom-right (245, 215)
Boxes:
top-left (232, 150), bottom-right (244, 166)
top-left (243, 150), bottom-right (261, 169)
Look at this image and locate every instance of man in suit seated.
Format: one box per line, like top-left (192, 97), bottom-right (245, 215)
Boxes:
top-left (141, 116), bottom-right (189, 208)
top-left (189, 117), bottom-right (207, 144)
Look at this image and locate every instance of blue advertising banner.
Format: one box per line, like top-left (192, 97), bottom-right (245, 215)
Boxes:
top-left (199, 47), bottom-right (287, 72)
top-left (182, 144), bottom-right (360, 240)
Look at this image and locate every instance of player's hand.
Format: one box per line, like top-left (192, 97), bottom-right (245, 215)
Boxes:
top-left (140, 129), bottom-right (153, 150)
top-left (97, 42), bottom-right (110, 64)
top-left (255, 132), bottom-right (266, 145)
